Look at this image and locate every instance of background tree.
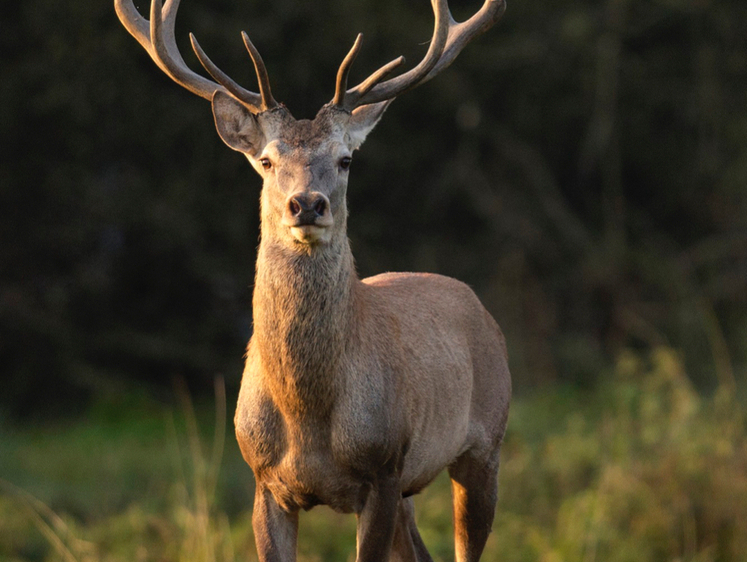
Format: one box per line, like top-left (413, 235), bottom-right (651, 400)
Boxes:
top-left (1, 0), bottom-right (745, 417)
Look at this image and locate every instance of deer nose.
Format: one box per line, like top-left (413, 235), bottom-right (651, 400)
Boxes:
top-left (285, 192), bottom-right (331, 226)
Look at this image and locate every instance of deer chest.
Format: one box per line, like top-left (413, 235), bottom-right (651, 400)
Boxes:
top-left (234, 372), bottom-right (398, 513)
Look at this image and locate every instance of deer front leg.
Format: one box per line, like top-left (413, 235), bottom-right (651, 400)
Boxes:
top-left (252, 485), bottom-right (299, 562)
top-left (355, 472), bottom-right (401, 562)
top-left (390, 496), bottom-right (435, 562)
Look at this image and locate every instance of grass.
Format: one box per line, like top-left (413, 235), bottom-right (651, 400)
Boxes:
top-left (1, 347), bottom-right (745, 561)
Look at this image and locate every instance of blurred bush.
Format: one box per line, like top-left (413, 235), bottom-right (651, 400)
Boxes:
top-left (1, 0), bottom-right (746, 415)
top-left (485, 347), bottom-right (747, 562)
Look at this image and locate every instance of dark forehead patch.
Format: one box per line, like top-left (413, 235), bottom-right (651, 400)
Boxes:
top-left (277, 107), bottom-right (345, 149)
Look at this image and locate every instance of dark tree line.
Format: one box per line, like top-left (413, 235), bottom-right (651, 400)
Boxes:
top-left (1, 0), bottom-right (745, 417)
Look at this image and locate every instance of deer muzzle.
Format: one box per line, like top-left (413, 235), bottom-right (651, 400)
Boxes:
top-left (282, 192), bottom-right (334, 244)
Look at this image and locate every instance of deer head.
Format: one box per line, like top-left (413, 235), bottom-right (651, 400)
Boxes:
top-left (210, 99), bottom-right (391, 249)
top-left (114, 0), bottom-right (506, 250)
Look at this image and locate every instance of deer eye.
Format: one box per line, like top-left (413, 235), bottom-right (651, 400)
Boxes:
top-left (339, 156), bottom-right (352, 171)
top-left (259, 157), bottom-right (272, 170)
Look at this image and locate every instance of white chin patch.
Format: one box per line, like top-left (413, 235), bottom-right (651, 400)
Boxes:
top-left (290, 225), bottom-right (330, 245)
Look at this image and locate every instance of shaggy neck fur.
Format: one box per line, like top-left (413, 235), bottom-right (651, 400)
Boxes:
top-left (252, 232), bottom-right (357, 417)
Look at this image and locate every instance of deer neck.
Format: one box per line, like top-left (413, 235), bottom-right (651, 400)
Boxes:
top-left (252, 235), bottom-right (358, 414)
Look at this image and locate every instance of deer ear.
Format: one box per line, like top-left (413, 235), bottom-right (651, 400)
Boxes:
top-left (347, 100), bottom-right (392, 149)
top-left (212, 91), bottom-right (264, 155)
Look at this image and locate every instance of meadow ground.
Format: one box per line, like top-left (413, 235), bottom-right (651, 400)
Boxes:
top-left (1, 347), bottom-right (746, 562)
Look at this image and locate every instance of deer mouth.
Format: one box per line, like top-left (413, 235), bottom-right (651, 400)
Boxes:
top-left (284, 213), bottom-right (334, 244)
top-left (288, 223), bottom-right (332, 244)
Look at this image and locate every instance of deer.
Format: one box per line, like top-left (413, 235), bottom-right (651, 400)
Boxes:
top-left (114, 0), bottom-right (511, 560)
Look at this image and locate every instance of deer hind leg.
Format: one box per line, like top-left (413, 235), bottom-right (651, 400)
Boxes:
top-left (389, 497), bottom-right (434, 562)
top-left (448, 451), bottom-right (500, 562)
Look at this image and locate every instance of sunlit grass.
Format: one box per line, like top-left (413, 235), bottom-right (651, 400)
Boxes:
top-left (1, 347), bottom-right (745, 561)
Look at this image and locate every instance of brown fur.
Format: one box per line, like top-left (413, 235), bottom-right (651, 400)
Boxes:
top-left (223, 101), bottom-right (511, 562)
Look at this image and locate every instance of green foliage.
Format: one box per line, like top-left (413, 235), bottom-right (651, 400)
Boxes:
top-left (481, 347), bottom-right (747, 562)
top-left (1, 348), bottom-right (745, 561)
top-left (1, 0), bottom-right (746, 415)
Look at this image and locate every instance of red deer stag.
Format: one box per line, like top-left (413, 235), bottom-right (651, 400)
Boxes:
top-left (115, 0), bottom-right (511, 560)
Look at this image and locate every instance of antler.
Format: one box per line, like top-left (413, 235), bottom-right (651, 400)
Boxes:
top-left (114, 0), bottom-right (277, 112)
top-left (333, 0), bottom-right (506, 111)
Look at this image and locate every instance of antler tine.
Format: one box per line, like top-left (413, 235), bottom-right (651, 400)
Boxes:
top-left (350, 56), bottom-right (406, 101)
top-left (336, 0), bottom-right (506, 110)
top-left (333, 34), bottom-right (363, 107)
top-left (190, 33), bottom-right (263, 112)
top-left (424, 0), bottom-right (507, 80)
top-left (114, 0), bottom-right (266, 110)
top-left (148, 0), bottom-right (224, 101)
top-left (115, 0), bottom-right (153, 55)
top-left (242, 32), bottom-right (279, 111)
top-left (333, 34), bottom-right (406, 109)
top-left (115, 0), bottom-right (192, 85)
top-left (337, 0), bottom-right (449, 110)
